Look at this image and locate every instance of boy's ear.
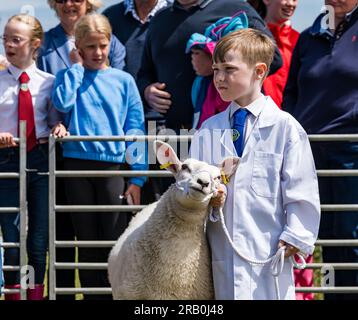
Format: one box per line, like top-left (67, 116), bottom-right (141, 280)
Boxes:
top-left (154, 140), bottom-right (182, 174)
top-left (255, 63), bottom-right (268, 80)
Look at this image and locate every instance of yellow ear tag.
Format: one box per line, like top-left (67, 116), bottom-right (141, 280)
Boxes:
top-left (221, 170), bottom-right (229, 185)
top-left (160, 162), bottom-right (174, 170)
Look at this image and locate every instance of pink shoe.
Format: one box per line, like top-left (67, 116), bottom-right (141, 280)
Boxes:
top-left (4, 284), bottom-right (21, 300)
top-left (27, 284), bottom-right (44, 300)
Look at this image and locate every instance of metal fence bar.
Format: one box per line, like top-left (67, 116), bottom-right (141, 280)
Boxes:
top-left (1, 242), bottom-right (20, 248)
top-left (55, 288), bottom-right (112, 295)
top-left (0, 173), bottom-right (20, 178)
top-left (0, 207), bottom-right (19, 213)
top-left (2, 266), bottom-right (20, 271)
top-left (317, 170), bottom-right (358, 177)
top-left (55, 170), bottom-right (173, 178)
top-left (321, 205), bottom-right (358, 211)
top-left (55, 241), bottom-right (115, 248)
top-left (48, 135), bottom-right (57, 301)
top-left (2, 289), bottom-right (21, 294)
top-left (54, 287), bottom-right (358, 294)
top-left (296, 287), bottom-right (358, 293)
top-left (54, 169), bottom-right (358, 178)
top-left (58, 135), bottom-right (193, 142)
top-left (19, 121), bottom-right (27, 300)
top-left (316, 240), bottom-right (358, 246)
top-left (55, 263), bottom-right (107, 270)
top-left (305, 263), bottom-right (358, 270)
top-left (54, 204), bottom-right (358, 213)
top-left (55, 205), bottom-right (145, 212)
top-left (54, 262), bottom-right (358, 270)
top-left (308, 134), bottom-right (358, 142)
top-left (56, 134), bottom-right (358, 143)
top-left (53, 240), bottom-right (358, 248)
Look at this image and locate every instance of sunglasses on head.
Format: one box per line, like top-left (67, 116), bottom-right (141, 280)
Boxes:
top-left (55, 0), bottom-right (85, 4)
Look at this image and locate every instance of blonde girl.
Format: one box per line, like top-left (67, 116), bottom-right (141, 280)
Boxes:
top-left (52, 14), bottom-right (147, 300)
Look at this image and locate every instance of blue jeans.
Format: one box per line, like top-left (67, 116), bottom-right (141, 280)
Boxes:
top-left (0, 144), bottom-right (49, 285)
top-left (311, 142), bottom-right (358, 300)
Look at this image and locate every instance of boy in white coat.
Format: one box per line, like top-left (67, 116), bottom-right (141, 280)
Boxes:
top-left (190, 29), bottom-right (320, 300)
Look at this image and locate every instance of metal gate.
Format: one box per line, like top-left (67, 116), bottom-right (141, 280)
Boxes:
top-left (1, 128), bottom-right (358, 299)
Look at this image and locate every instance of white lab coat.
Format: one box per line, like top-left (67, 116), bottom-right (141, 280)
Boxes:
top-left (190, 97), bottom-right (320, 300)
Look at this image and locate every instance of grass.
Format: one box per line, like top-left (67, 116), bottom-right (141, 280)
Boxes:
top-left (313, 245), bottom-right (324, 300)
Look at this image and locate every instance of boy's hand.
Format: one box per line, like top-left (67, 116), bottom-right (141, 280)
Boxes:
top-left (51, 123), bottom-right (69, 138)
top-left (278, 240), bottom-right (299, 258)
top-left (144, 82), bottom-right (172, 114)
top-left (209, 184), bottom-right (226, 208)
top-left (0, 132), bottom-right (17, 148)
top-left (124, 184), bottom-right (141, 205)
top-left (191, 49), bottom-right (214, 77)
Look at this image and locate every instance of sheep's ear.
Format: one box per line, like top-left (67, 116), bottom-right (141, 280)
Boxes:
top-left (219, 157), bottom-right (240, 178)
top-left (154, 140), bottom-right (182, 174)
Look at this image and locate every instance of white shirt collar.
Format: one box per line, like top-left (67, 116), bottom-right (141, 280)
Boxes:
top-left (124, 0), bottom-right (169, 24)
top-left (229, 94), bottom-right (266, 119)
top-left (8, 62), bottom-right (37, 82)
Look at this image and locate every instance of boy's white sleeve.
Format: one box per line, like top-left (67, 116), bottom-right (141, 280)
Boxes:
top-left (279, 130), bottom-right (321, 255)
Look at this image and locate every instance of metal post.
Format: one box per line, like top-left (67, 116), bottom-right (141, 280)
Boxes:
top-left (19, 121), bottom-right (27, 300)
top-left (48, 135), bottom-right (56, 300)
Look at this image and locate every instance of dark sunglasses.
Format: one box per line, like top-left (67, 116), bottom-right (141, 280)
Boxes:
top-left (55, 0), bottom-right (85, 4)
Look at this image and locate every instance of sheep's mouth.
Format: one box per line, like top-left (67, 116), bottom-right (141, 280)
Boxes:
top-left (190, 186), bottom-right (207, 195)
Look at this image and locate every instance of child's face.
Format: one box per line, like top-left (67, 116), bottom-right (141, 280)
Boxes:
top-left (3, 20), bottom-right (39, 69)
top-left (76, 32), bottom-right (110, 70)
top-left (213, 49), bottom-right (266, 106)
top-left (264, 0), bottom-right (298, 24)
top-left (191, 48), bottom-right (213, 77)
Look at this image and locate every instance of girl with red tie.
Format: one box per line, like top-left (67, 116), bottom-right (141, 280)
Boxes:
top-left (0, 14), bottom-right (67, 300)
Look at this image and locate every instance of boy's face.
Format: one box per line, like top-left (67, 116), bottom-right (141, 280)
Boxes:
top-left (213, 49), bottom-right (265, 106)
top-left (76, 32), bottom-right (110, 70)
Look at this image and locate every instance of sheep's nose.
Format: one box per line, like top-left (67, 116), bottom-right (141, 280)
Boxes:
top-left (197, 178), bottom-right (210, 188)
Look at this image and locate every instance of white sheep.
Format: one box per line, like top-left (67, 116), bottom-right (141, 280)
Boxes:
top-left (108, 140), bottom-right (239, 300)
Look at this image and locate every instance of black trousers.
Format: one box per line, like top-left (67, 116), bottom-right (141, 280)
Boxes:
top-left (63, 158), bottom-right (127, 300)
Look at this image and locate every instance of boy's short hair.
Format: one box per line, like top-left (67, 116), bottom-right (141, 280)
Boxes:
top-left (213, 28), bottom-right (275, 75)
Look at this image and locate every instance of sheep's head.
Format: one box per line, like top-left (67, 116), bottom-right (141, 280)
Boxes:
top-left (155, 140), bottom-right (239, 210)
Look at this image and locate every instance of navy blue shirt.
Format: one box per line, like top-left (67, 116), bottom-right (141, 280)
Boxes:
top-left (283, 9), bottom-right (358, 134)
top-left (103, 1), bottom-right (170, 80)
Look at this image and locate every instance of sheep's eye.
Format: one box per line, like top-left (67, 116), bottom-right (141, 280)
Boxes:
top-left (215, 176), bottom-right (221, 180)
top-left (181, 164), bottom-right (191, 172)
